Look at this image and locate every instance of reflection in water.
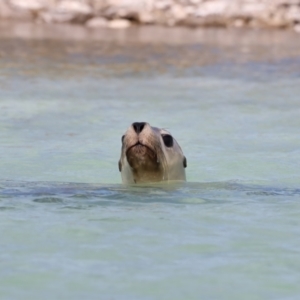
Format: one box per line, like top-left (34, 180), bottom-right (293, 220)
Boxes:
top-left (1, 22), bottom-right (300, 79)
top-left (1, 180), bottom-right (299, 206)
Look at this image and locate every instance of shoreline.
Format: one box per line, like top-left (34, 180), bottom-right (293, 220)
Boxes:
top-left (1, 0), bottom-right (300, 32)
top-left (1, 20), bottom-right (300, 46)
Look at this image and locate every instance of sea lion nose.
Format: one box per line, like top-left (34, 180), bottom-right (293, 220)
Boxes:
top-left (132, 122), bottom-right (146, 134)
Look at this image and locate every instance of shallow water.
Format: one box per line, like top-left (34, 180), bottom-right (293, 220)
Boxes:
top-left (1, 23), bottom-right (300, 299)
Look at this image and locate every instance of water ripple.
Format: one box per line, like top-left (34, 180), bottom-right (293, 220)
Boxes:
top-left (0, 181), bottom-right (299, 207)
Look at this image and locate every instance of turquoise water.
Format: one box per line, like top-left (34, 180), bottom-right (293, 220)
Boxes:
top-left (1, 24), bottom-right (300, 299)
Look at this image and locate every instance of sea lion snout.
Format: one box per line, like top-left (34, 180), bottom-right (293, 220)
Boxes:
top-left (132, 122), bottom-right (147, 134)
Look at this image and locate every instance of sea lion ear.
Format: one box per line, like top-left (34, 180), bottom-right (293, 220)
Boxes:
top-left (118, 160), bottom-right (122, 172)
top-left (183, 156), bottom-right (187, 168)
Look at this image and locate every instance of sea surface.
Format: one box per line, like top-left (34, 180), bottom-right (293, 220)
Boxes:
top-left (0, 22), bottom-right (300, 300)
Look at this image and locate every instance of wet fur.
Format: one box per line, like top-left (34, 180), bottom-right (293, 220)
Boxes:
top-left (119, 123), bottom-right (186, 184)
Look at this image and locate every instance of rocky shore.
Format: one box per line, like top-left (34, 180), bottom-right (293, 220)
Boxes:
top-left (1, 0), bottom-right (300, 31)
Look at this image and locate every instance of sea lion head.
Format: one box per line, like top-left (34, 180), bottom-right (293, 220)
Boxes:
top-left (118, 122), bottom-right (187, 184)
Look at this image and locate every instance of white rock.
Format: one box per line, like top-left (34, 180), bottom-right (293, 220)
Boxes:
top-left (9, 0), bottom-right (47, 11)
top-left (189, 0), bottom-right (202, 4)
top-left (107, 19), bottom-right (131, 28)
top-left (107, 0), bottom-right (150, 10)
top-left (286, 5), bottom-right (300, 22)
top-left (40, 11), bottom-right (74, 23)
top-left (86, 17), bottom-right (108, 27)
top-left (271, 0), bottom-right (300, 5)
top-left (138, 11), bottom-right (154, 23)
top-left (56, 1), bottom-right (92, 15)
top-left (171, 5), bottom-right (187, 21)
top-left (1, 0), bottom-right (33, 19)
top-left (39, 1), bottom-right (92, 24)
top-left (240, 2), bottom-right (267, 16)
top-left (3, 0), bottom-right (300, 30)
top-left (185, 6), bottom-right (196, 15)
top-left (196, 1), bottom-right (229, 17)
top-left (154, 0), bottom-right (172, 10)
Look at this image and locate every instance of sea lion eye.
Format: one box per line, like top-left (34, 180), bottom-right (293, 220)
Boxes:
top-left (121, 135), bottom-right (125, 143)
top-left (183, 156), bottom-right (187, 168)
top-left (162, 134), bottom-right (173, 147)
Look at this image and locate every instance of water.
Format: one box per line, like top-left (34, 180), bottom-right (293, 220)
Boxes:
top-left (1, 22), bottom-right (300, 299)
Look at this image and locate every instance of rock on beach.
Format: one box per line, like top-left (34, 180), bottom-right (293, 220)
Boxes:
top-left (1, 0), bottom-right (300, 31)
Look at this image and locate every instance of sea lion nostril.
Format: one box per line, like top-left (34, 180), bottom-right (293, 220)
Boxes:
top-left (132, 122), bottom-right (146, 134)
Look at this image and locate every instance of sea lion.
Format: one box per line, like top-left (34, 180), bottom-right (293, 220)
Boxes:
top-left (118, 122), bottom-right (187, 184)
